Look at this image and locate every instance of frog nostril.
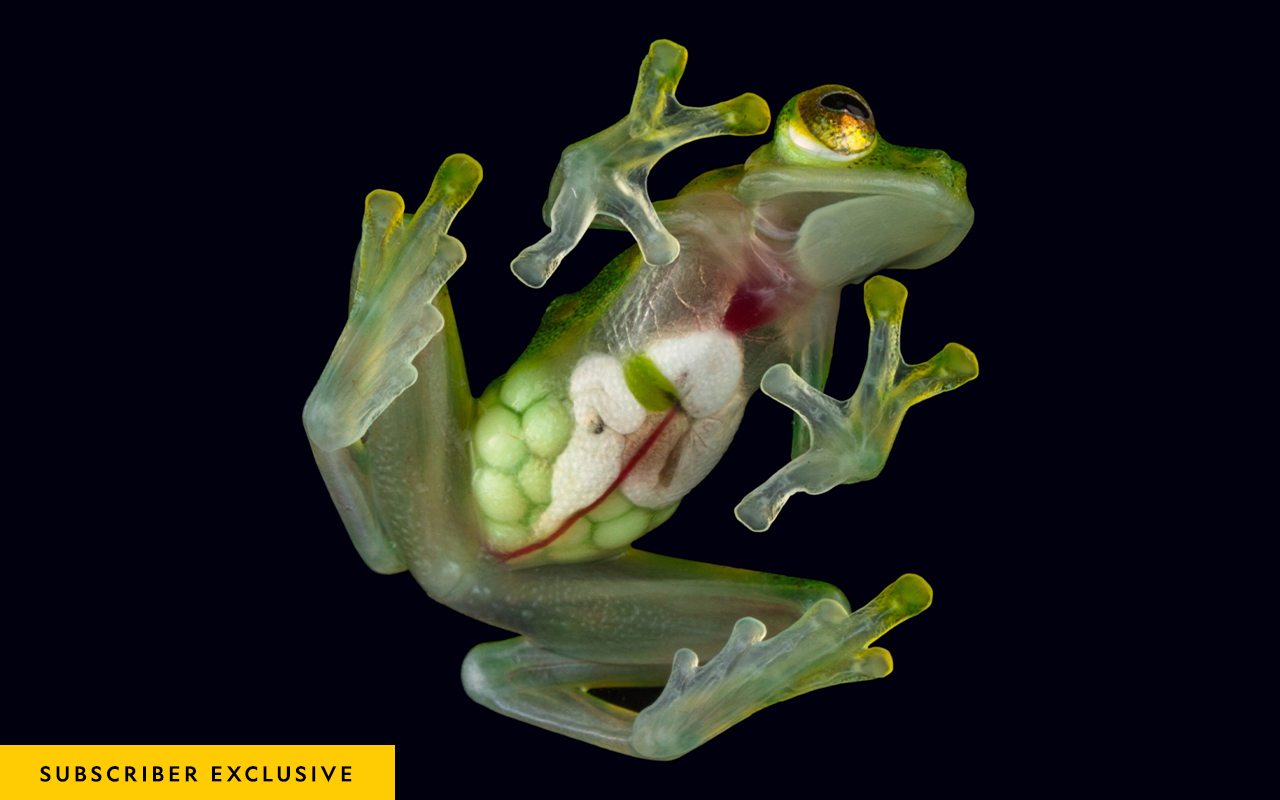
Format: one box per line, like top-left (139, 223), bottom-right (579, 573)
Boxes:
top-left (820, 92), bottom-right (871, 121)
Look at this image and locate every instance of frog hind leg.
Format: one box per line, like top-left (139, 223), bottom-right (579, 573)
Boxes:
top-left (304, 154), bottom-right (480, 452)
top-left (305, 156), bottom-right (484, 591)
top-left (462, 637), bottom-right (668, 756)
top-left (454, 551), bottom-right (929, 759)
top-left (630, 574), bottom-right (929, 759)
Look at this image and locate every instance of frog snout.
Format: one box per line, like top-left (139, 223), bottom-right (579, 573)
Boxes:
top-left (929, 149), bottom-right (966, 194)
top-left (950, 159), bottom-right (967, 193)
top-left (928, 149), bottom-right (954, 172)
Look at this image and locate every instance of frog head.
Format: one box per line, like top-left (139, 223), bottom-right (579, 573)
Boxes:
top-left (739, 84), bottom-right (973, 289)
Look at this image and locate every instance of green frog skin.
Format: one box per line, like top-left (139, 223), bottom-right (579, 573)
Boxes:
top-left (302, 40), bottom-right (977, 759)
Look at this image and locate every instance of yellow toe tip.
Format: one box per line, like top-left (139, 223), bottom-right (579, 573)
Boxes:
top-left (891, 573), bottom-right (933, 616)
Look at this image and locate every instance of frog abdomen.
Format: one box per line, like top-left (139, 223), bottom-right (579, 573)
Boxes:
top-left (470, 329), bottom-right (745, 566)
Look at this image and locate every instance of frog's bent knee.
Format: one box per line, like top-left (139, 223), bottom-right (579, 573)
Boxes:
top-left (461, 643), bottom-right (500, 706)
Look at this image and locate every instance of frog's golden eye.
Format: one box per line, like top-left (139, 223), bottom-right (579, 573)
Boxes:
top-left (790, 84), bottom-right (877, 160)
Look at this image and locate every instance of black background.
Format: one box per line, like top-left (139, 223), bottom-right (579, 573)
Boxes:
top-left (14, 17), bottom-right (1094, 790)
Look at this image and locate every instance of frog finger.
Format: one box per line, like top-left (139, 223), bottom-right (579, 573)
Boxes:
top-left (598, 177), bottom-right (681, 268)
top-left (351, 155), bottom-right (480, 305)
top-left (353, 189), bottom-right (405, 294)
top-left (734, 363), bottom-right (850, 531)
top-left (713, 93), bottom-right (773, 137)
top-left (643, 95), bottom-right (771, 155)
top-left (628, 42), bottom-right (769, 140)
top-left (758, 363), bottom-right (847, 441)
top-left (840, 573), bottom-right (933, 652)
top-left (404, 153), bottom-right (482, 244)
top-left (629, 39), bottom-right (687, 129)
top-left (856, 276), bottom-right (979, 436)
top-left (735, 449), bottom-right (846, 533)
top-left (511, 175), bottom-right (594, 288)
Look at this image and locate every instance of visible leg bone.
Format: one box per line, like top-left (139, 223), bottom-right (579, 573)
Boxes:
top-left (462, 637), bottom-right (669, 756)
top-left (449, 549), bottom-right (848, 664)
top-left (736, 276), bottom-right (978, 531)
top-left (510, 39), bottom-right (769, 288)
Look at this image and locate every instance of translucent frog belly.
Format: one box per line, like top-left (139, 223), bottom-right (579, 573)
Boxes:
top-left (471, 330), bottom-right (745, 566)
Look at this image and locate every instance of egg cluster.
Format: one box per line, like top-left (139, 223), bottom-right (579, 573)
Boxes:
top-left (470, 361), bottom-right (677, 564)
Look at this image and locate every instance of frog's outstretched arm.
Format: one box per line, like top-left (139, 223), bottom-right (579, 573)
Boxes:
top-left (735, 276), bottom-right (978, 531)
top-left (510, 39), bottom-right (769, 288)
top-left (303, 154), bottom-right (481, 452)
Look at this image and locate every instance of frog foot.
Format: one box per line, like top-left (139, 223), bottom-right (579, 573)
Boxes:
top-left (303, 154), bottom-right (482, 452)
top-left (631, 574), bottom-right (931, 760)
top-left (735, 276), bottom-right (978, 531)
top-left (510, 39), bottom-right (770, 288)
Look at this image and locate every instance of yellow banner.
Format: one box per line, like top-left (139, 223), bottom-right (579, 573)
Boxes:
top-left (0, 746), bottom-right (394, 798)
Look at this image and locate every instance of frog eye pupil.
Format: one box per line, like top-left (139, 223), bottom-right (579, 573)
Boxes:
top-left (820, 93), bottom-right (870, 121)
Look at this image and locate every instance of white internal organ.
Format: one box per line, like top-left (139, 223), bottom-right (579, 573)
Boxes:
top-left (621, 393), bottom-right (747, 509)
top-left (619, 329), bottom-right (745, 507)
top-left (645, 330), bottom-right (742, 418)
top-left (530, 331), bottom-right (745, 546)
top-left (536, 355), bottom-right (645, 537)
top-left (569, 353), bottom-right (647, 434)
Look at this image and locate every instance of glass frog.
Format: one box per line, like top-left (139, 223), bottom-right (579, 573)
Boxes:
top-left (303, 40), bottom-right (977, 759)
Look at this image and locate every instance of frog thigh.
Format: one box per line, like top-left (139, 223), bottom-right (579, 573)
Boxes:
top-left (451, 549), bottom-right (848, 663)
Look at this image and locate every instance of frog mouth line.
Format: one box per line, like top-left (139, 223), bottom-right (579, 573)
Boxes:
top-left (738, 168), bottom-right (970, 213)
top-left (497, 405), bottom-right (682, 561)
top-left (741, 176), bottom-right (973, 290)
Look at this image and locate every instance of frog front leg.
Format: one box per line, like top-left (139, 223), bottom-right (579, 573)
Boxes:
top-left (303, 155), bottom-right (484, 590)
top-left (736, 275), bottom-right (979, 531)
top-left (510, 39), bottom-right (769, 287)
